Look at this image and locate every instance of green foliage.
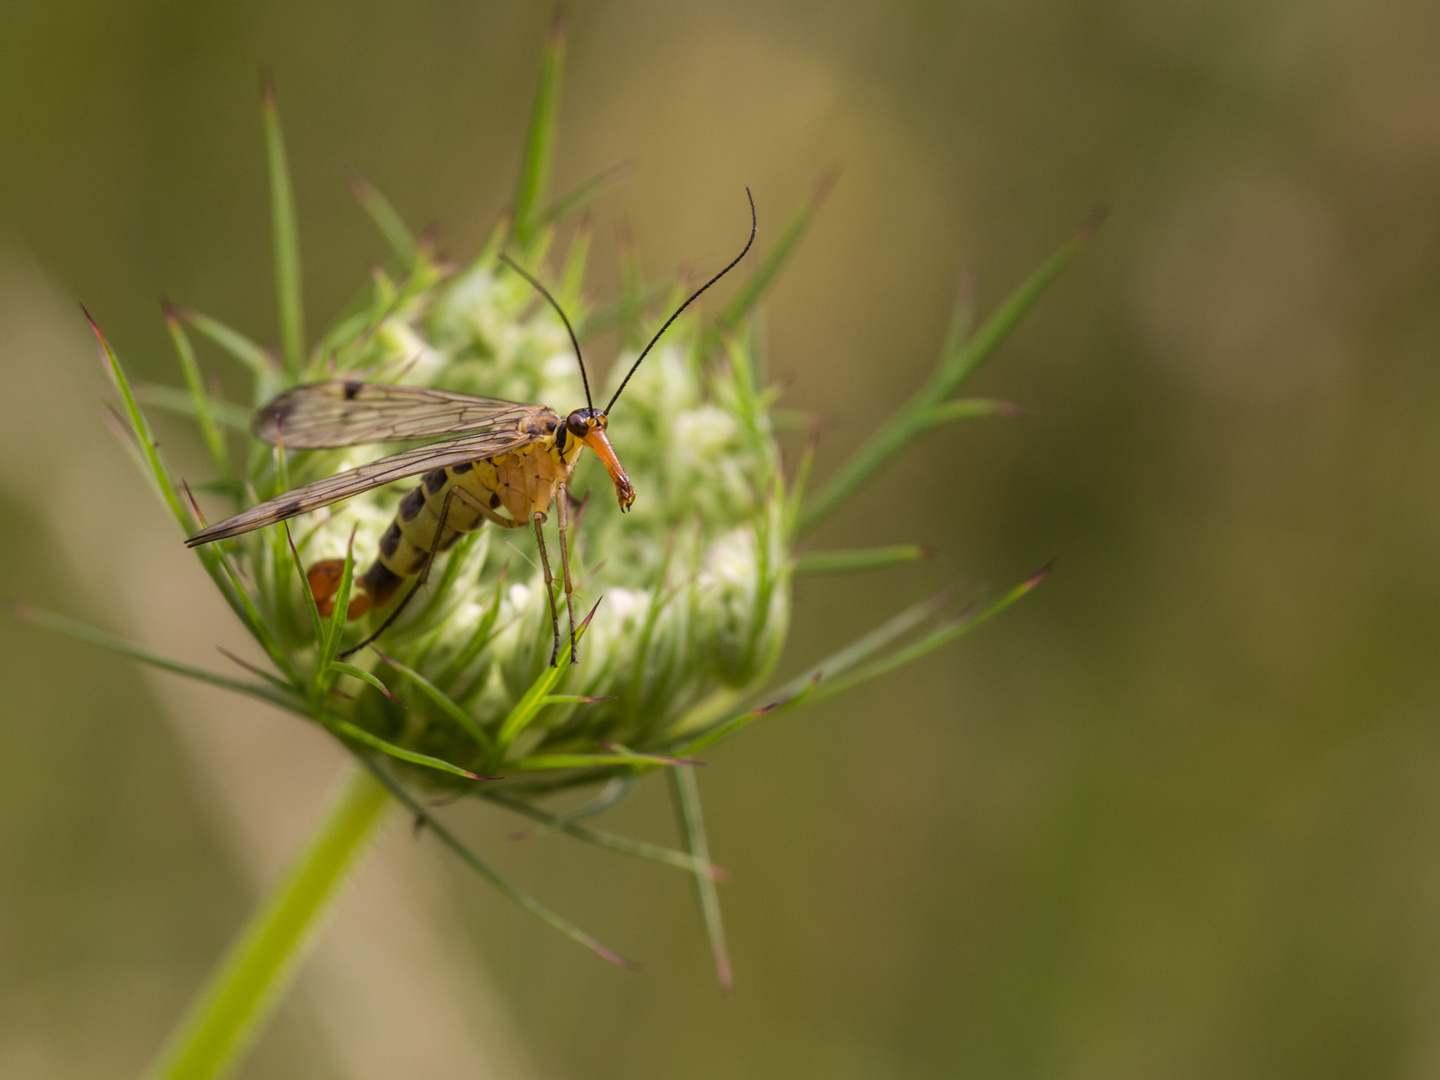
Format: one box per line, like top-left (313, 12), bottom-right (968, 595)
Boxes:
top-left (54, 107), bottom-right (1085, 949)
top-left (18, 28), bottom-right (1095, 1080)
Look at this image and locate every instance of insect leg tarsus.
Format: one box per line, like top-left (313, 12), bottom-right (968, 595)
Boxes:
top-left (532, 512), bottom-right (563, 667)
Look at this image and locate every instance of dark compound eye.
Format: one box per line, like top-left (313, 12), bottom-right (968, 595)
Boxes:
top-left (567, 412), bottom-right (589, 436)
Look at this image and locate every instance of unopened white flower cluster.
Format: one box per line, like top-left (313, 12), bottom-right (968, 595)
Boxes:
top-left (249, 227), bottom-right (790, 787)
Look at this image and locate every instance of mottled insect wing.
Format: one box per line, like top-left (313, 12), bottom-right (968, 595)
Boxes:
top-left (188, 379), bottom-right (552, 547)
top-left (186, 426), bottom-right (536, 547)
top-left (253, 381), bottom-right (536, 448)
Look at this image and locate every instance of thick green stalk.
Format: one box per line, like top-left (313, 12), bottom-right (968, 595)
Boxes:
top-left (142, 764), bottom-right (392, 1080)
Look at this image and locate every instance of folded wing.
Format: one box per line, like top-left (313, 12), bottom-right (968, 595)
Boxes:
top-left (252, 381), bottom-right (535, 448)
top-left (187, 427), bottom-right (531, 546)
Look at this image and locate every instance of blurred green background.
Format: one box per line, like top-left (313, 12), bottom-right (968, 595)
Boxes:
top-left (5, 2), bottom-right (1440, 1078)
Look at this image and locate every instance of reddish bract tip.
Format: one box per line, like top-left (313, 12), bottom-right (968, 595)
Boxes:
top-left (79, 303), bottom-right (103, 341)
top-left (259, 67), bottom-right (276, 109)
top-left (180, 479), bottom-right (207, 527)
top-left (577, 596), bottom-right (604, 635)
top-left (549, 7), bottom-right (568, 43)
top-left (811, 166), bottom-right (842, 207)
top-left (1077, 204), bottom-right (1109, 242)
top-left (595, 945), bottom-right (639, 972)
top-left (1022, 560), bottom-right (1056, 591)
top-left (955, 268), bottom-right (978, 308)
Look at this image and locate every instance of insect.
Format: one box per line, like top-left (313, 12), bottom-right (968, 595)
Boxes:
top-left (187, 190), bottom-right (756, 664)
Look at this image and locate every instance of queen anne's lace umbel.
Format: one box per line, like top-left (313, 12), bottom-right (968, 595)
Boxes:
top-left (262, 229), bottom-right (790, 786)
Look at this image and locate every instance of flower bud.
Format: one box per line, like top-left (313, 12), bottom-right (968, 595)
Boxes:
top-left (258, 233), bottom-right (792, 787)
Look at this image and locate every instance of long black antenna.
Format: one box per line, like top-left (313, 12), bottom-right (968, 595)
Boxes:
top-left (605, 188), bottom-right (757, 414)
top-left (498, 253), bottom-right (594, 412)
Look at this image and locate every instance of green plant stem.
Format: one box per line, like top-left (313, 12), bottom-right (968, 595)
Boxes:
top-left (142, 763), bottom-right (393, 1080)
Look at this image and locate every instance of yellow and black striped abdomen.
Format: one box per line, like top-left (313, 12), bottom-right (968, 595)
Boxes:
top-left (356, 421), bottom-right (582, 607)
top-left (376, 460), bottom-right (496, 578)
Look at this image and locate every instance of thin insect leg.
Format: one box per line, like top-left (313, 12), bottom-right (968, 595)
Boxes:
top-left (556, 483), bottom-right (578, 662)
top-left (532, 511), bottom-right (562, 667)
top-left (446, 483), bottom-right (528, 530)
top-left (340, 486), bottom-right (461, 659)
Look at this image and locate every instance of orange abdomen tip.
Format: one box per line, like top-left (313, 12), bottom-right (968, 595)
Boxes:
top-left (307, 559), bottom-right (373, 620)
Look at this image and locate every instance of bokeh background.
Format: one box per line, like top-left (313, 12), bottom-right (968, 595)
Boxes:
top-left (5, 2), bottom-right (1440, 1078)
